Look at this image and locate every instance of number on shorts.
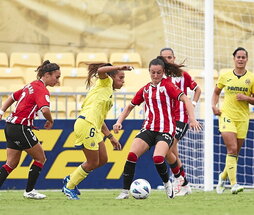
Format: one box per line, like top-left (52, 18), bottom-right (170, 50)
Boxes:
top-left (89, 128), bottom-right (95, 137)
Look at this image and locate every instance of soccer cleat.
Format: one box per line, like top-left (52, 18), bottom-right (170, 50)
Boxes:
top-left (175, 184), bottom-right (192, 196)
top-left (23, 189), bottom-right (46, 199)
top-left (63, 185), bottom-right (80, 200)
top-left (231, 184), bottom-right (244, 194)
top-left (172, 176), bottom-right (184, 194)
top-left (115, 190), bottom-right (129, 199)
top-left (216, 173), bottom-right (226, 194)
top-left (163, 181), bottom-right (175, 199)
top-left (62, 175), bottom-right (81, 195)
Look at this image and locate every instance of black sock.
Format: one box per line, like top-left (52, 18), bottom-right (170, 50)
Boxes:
top-left (0, 167), bottom-right (9, 187)
top-left (26, 164), bottom-right (42, 192)
top-left (123, 161), bottom-right (136, 190)
top-left (155, 161), bottom-right (169, 183)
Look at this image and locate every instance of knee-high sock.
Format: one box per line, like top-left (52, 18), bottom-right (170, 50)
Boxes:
top-left (169, 160), bottom-right (181, 178)
top-left (26, 161), bottom-right (43, 192)
top-left (0, 164), bottom-right (13, 187)
top-left (225, 154), bottom-right (237, 186)
top-left (67, 165), bottom-right (89, 189)
top-left (154, 156), bottom-right (169, 183)
top-left (123, 152), bottom-right (138, 190)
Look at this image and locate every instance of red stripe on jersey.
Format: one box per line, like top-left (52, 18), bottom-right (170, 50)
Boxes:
top-left (169, 72), bottom-right (197, 123)
top-left (131, 78), bottom-right (183, 135)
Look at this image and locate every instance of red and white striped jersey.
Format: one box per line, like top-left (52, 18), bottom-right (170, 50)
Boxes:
top-left (6, 80), bottom-right (50, 127)
top-left (168, 71), bottom-right (197, 123)
top-left (131, 78), bottom-right (183, 135)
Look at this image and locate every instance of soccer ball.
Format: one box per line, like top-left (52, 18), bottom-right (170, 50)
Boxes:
top-left (130, 179), bottom-right (151, 199)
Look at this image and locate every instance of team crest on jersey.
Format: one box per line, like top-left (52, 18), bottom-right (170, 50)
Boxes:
top-left (90, 142), bottom-right (95, 147)
top-left (245, 79), bottom-right (251, 85)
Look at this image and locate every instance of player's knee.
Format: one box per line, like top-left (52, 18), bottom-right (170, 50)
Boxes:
top-left (153, 155), bottom-right (164, 164)
top-left (127, 152), bottom-right (138, 162)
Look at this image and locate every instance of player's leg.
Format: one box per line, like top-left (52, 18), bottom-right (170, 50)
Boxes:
top-left (154, 139), bottom-right (174, 199)
top-left (24, 143), bottom-right (46, 199)
top-left (0, 148), bottom-right (21, 187)
top-left (116, 135), bottom-right (149, 199)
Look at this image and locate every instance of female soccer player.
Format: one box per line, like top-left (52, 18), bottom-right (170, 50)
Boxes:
top-left (160, 48), bottom-right (201, 196)
top-left (114, 57), bottom-right (201, 199)
top-left (0, 60), bottom-right (61, 199)
top-left (62, 63), bottom-right (132, 200)
top-left (212, 47), bottom-right (254, 194)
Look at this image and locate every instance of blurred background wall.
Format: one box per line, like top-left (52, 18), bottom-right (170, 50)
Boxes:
top-left (0, 0), bottom-right (164, 67)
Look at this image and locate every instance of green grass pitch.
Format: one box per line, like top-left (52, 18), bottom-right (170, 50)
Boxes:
top-left (1, 189), bottom-right (254, 215)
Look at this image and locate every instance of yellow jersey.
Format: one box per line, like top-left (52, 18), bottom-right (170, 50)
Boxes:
top-left (79, 77), bottom-right (113, 131)
top-left (217, 70), bottom-right (254, 121)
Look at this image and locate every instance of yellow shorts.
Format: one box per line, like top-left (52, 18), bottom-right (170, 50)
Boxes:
top-left (74, 118), bottom-right (103, 151)
top-left (219, 114), bottom-right (249, 139)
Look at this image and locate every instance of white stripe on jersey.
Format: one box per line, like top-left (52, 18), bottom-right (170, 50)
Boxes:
top-left (147, 85), bottom-right (155, 130)
top-left (156, 83), bottom-right (164, 133)
top-left (164, 87), bottom-right (174, 134)
top-left (179, 76), bottom-right (185, 122)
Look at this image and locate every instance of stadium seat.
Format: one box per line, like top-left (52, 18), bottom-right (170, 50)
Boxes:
top-left (61, 67), bottom-right (88, 90)
top-left (49, 86), bottom-right (75, 104)
top-left (68, 101), bottom-right (82, 119)
top-left (76, 52), bottom-right (108, 67)
top-left (10, 52), bottom-right (41, 69)
top-left (50, 101), bottom-right (68, 119)
top-left (120, 68), bottom-right (150, 93)
top-left (0, 68), bottom-right (25, 88)
top-left (43, 52), bottom-right (75, 67)
top-left (0, 52), bottom-right (9, 67)
top-left (75, 86), bottom-right (87, 102)
top-left (24, 67), bottom-right (39, 84)
top-left (109, 52), bottom-right (142, 68)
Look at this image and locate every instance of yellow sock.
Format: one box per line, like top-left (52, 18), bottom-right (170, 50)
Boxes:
top-left (225, 154), bottom-right (237, 186)
top-left (67, 165), bottom-right (89, 189)
top-left (221, 166), bottom-right (228, 180)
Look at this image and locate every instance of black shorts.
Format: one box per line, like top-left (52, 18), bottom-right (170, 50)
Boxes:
top-left (135, 128), bottom-right (174, 148)
top-left (175, 121), bottom-right (189, 140)
top-left (4, 122), bottom-right (39, 150)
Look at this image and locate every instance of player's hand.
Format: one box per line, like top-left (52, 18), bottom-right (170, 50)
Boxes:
top-left (189, 119), bottom-right (202, 132)
top-left (236, 93), bottom-right (247, 101)
top-left (109, 136), bottom-right (122, 150)
top-left (212, 106), bottom-right (221, 116)
top-left (118, 65), bottom-right (133, 71)
top-left (44, 120), bottom-right (53, 129)
top-left (113, 122), bottom-right (122, 133)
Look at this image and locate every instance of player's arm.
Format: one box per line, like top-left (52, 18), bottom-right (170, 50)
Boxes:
top-left (41, 107), bottom-right (54, 129)
top-left (0, 96), bottom-right (15, 119)
top-left (236, 93), bottom-right (254, 105)
top-left (113, 104), bottom-right (135, 133)
top-left (179, 94), bottom-right (201, 131)
top-left (192, 86), bottom-right (201, 107)
top-left (97, 65), bottom-right (133, 79)
top-left (212, 86), bottom-right (222, 116)
top-left (102, 122), bottom-right (121, 150)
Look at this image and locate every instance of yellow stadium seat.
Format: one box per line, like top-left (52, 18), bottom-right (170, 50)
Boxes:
top-left (24, 67), bottom-right (38, 84)
top-left (43, 52), bottom-right (75, 67)
top-left (10, 52), bottom-right (41, 68)
top-left (75, 86), bottom-right (88, 102)
top-left (68, 101), bottom-right (82, 119)
top-left (109, 52), bottom-right (142, 68)
top-left (0, 52), bottom-right (8, 67)
top-left (49, 86), bottom-right (75, 103)
top-left (61, 67), bottom-right (87, 90)
top-left (50, 101), bottom-right (68, 119)
top-left (76, 52), bottom-right (108, 67)
top-left (120, 68), bottom-right (150, 93)
top-left (0, 68), bottom-right (25, 88)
